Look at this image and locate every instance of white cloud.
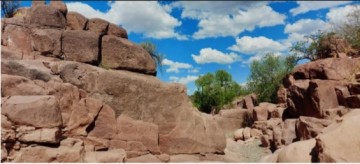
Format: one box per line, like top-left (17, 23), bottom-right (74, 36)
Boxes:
top-left (290, 1), bottom-right (351, 16)
top-left (66, 1), bottom-right (187, 40)
top-left (188, 68), bottom-right (200, 73)
top-left (327, 5), bottom-right (360, 28)
top-left (228, 36), bottom-right (288, 55)
top-left (162, 59), bottom-right (192, 73)
top-left (169, 75), bottom-right (199, 85)
top-left (192, 48), bottom-right (241, 64)
top-left (172, 2), bottom-right (285, 39)
top-left (284, 19), bottom-right (331, 35)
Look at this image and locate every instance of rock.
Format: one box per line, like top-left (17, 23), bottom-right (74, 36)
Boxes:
top-left (1, 115), bottom-right (16, 143)
top-left (318, 34), bottom-right (351, 58)
top-left (1, 74), bottom-right (48, 96)
top-left (1, 145), bottom-right (7, 161)
top-left (108, 23), bottom-right (128, 39)
top-left (272, 124), bottom-right (283, 149)
top-left (49, 1), bottom-right (67, 15)
top-left (250, 128), bottom-right (262, 138)
top-left (32, 1), bottom-right (45, 7)
top-left (252, 118), bottom-right (282, 134)
top-left (2, 25), bottom-right (32, 54)
top-left (28, 5), bottom-right (66, 28)
top-left (156, 154), bottom-right (170, 162)
top-left (62, 30), bottom-right (99, 64)
top-left (87, 104), bottom-right (117, 140)
top-left (66, 98), bottom-right (103, 136)
top-left (242, 94), bottom-right (256, 111)
top-left (346, 95), bottom-right (360, 108)
top-left (268, 106), bottom-right (285, 119)
top-left (66, 12), bottom-right (88, 30)
top-left (86, 18), bottom-right (109, 35)
top-left (281, 119), bottom-right (297, 145)
top-left (271, 139), bottom-right (316, 162)
top-left (30, 28), bottom-right (62, 57)
top-left (348, 83), bottom-right (360, 95)
top-left (100, 35), bottom-right (156, 75)
top-left (115, 115), bottom-right (160, 154)
top-left (84, 136), bottom-right (109, 151)
top-left (84, 149), bottom-right (126, 163)
top-left (170, 154), bottom-right (201, 162)
top-left (335, 86), bottom-right (351, 106)
top-left (215, 109), bottom-right (248, 133)
top-left (296, 116), bottom-right (334, 140)
top-left (253, 103), bottom-right (273, 121)
top-left (277, 87), bottom-right (287, 105)
top-left (16, 126), bottom-right (61, 144)
top-left (323, 106), bottom-right (349, 120)
top-left (314, 109), bottom-right (360, 162)
top-left (233, 129), bottom-right (244, 141)
top-left (260, 135), bottom-right (271, 147)
top-left (243, 127), bottom-right (251, 140)
top-left (2, 96), bottom-right (62, 128)
top-left (127, 154), bottom-right (162, 163)
top-left (13, 142), bottom-right (84, 162)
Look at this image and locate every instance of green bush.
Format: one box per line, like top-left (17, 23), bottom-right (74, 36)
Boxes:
top-left (139, 42), bottom-right (164, 73)
top-left (192, 70), bottom-right (245, 113)
top-left (247, 54), bottom-right (296, 103)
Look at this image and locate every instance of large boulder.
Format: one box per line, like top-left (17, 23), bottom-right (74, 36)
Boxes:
top-left (66, 12), bottom-right (88, 30)
top-left (30, 28), bottom-right (62, 57)
top-left (296, 116), bottom-right (334, 140)
top-left (49, 1), bottom-right (67, 15)
top-left (314, 109), bottom-right (360, 162)
top-left (100, 35), bottom-right (156, 75)
top-left (242, 94), bottom-right (256, 111)
top-left (215, 109), bottom-right (248, 133)
top-left (2, 25), bottom-right (32, 54)
top-left (86, 18), bottom-right (109, 35)
top-left (2, 95), bottom-right (62, 128)
top-left (62, 30), bottom-right (99, 64)
top-left (269, 139), bottom-right (316, 162)
top-left (84, 149), bottom-right (126, 163)
top-left (108, 23), bottom-right (128, 39)
top-left (28, 5), bottom-right (66, 29)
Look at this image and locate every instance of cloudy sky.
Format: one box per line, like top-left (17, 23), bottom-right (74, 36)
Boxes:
top-left (21, 1), bottom-right (360, 94)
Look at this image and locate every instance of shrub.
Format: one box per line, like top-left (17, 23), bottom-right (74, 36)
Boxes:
top-left (139, 42), bottom-right (164, 73)
top-left (1, 1), bottom-right (20, 18)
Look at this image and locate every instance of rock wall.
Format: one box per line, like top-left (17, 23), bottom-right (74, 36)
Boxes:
top-left (1, 2), bottom-right (229, 162)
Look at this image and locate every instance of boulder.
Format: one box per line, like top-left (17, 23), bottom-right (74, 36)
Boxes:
top-left (348, 83), bottom-right (360, 95)
top-left (87, 104), bottom-right (117, 140)
top-left (250, 128), bottom-right (262, 138)
top-left (170, 154), bottom-right (201, 162)
top-left (49, 1), bottom-right (67, 15)
top-left (323, 106), bottom-right (349, 120)
top-left (2, 96), bottom-right (62, 128)
top-left (253, 103), bottom-right (275, 121)
top-left (84, 149), bottom-right (126, 163)
top-left (32, 1), bottom-right (45, 7)
top-left (108, 23), bottom-right (128, 39)
top-left (281, 119), bottom-right (297, 145)
top-left (277, 87), bottom-right (287, 105)
top-left (314, 109), bottom-right (360, 162)
top-left (242, 94), bottom-right (256, 111)
top-left (28, 5), bottom-right (66, 28)
top-left (335, 86), bottom-right (350, 106)
top-left (260, 135), bottom-right (271, 147)
top-left (30, 28), bottom-right (62, 57)
top-left (127, 154), bottom-right (162, 163)
top-left (62, 30), bottom-right (99, 64)
top-left (2, 25), bottom-right (32, 54)
top-left (233, 129), bottom-right (244, 141)
top-left (1, 74), bottom-right (49, 96)
top-left (66, 12), bottom-right (88, 30)
top-left (270, 139), bottom-right (316, 162)
top-left (215, 109), bottom-right (248, 133)
top-left (318, 34), bottom-right (351, 58)
top-left (296, 116), bottom-right (334, 140)
top-left (86, 18), bottom-right (109, 35)
top-left (100, 35), bottom-right (156, 75)
top-left (1, 115), bottom-right (16, 143)
top-left (156, 154), bottom-right (170, 162)
top-left (115, 115), bottom-right (160, 154)
top-left (243, 127), bottom-right (251, 140)
top-left (1, 145), bottom-right (7, 162)
top-left (16, 126), bottom-right (61, 144)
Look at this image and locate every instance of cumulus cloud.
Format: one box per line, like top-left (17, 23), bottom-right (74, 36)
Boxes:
top-left (66, 1), bottom-right (187, 40)
top-left (290, 1), bottom-right (351, 16)
top-left (191, 48), bottom-right (241, 64)
top-left (188, 68), bottom-right (200, 73)
top-left (169, 75), bottom-right (199, 85)
top-left (228, 36), bottom-right (288, 55)
top-left (327, 5), bottom-right (360, 27)
top-left (284, 19), bottom-right (331, 35)
top-left (162, 59), bottom-right (192, 73)
top-left (172, 2), bottom-right (285, 39)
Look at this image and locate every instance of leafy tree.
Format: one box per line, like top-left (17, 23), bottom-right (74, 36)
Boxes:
top-left (1, 1), bottom-right (20, 18)
top-left (139, 42), bottom-right (164, 73)
top-left (290, 31), bottom-right (328, 61)
top-left (192, 70), bottom-right (244, 114)
top-left (248, 54), bottom-right (296, 103)
top-left (335, 5), bottom-right (360, 49)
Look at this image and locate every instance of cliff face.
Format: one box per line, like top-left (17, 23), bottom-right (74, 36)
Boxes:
top-left (1, 2), bottom-right (228, 162)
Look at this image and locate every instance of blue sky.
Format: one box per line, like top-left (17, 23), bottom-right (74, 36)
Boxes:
top-left (21, 1), bottom-right (359, 94)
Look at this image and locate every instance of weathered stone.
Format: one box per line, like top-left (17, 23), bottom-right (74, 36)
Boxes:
top-left (2, 25), bottom-right (32, 54)
top-left (1, 74), bottom-right (48, 96)
top-left (84, 149), bottom-right (126, 163)
top-left (32, 1), bottom-right (45, 7)
top-left (215, 109), bottom-right (248, 133)
top-left (2, 96), bottom-right (62, 128)
top-left (335, 86), bottom-right (351, 106)
top-left (281, 119), bottom-right (297, 145)
top-left (30, 28), bottom-right (62, 57)
top-left (243, 127), bottom-right (251, 141)
top-left (62, 30), bottom-right (99, 64)
top-left (87, 104), bottom-right (117, 139)
top-left (346, 95), bottom-right (360, 108)
top-left (49, 1), bottom-right (67, 15)
top-left (16, 126), bottom-right (61, 144)
top-left (101, 35), bottom-right (156, 75)
top-left (250, 128), bottom-right (262, 138)
top-left (233, 129), bottom-right (244, 141)
top-left (272, 139), bottom-right (316, 162)
top-left (156, 154), bottom-right (170, 162)
top-left (66, 11), bottom-right (87, 30)
top-left (127, 154), bottom-right (162, 163)
top-left (108, 23), bottom-right (128, 39)
top-left (1, 115), bottom-right (16, 143)
top-left (242, 94), bottom-right (256, 111)
top-left (28, 5), bottom-right (66, 28)
top-left (86, 18), bottom-right (109, 35)
top-left (170, 154), bottom-right (201, 162)
top-left (296, 116), bottom-right (334, 140)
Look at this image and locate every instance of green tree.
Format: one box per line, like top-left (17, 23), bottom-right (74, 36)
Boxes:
top-left (139, 42), bottom-right (164, 73)
top-left (192, 70), bottom-right (243, 114)
top-left (290, 31), bottom-right (329, 61)
top-left (336, 6), bottom-right (360, 49)
top-left (248, 54), bottom-right (296, 103)
top-left (1, 1), bottom-right (20, 18)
